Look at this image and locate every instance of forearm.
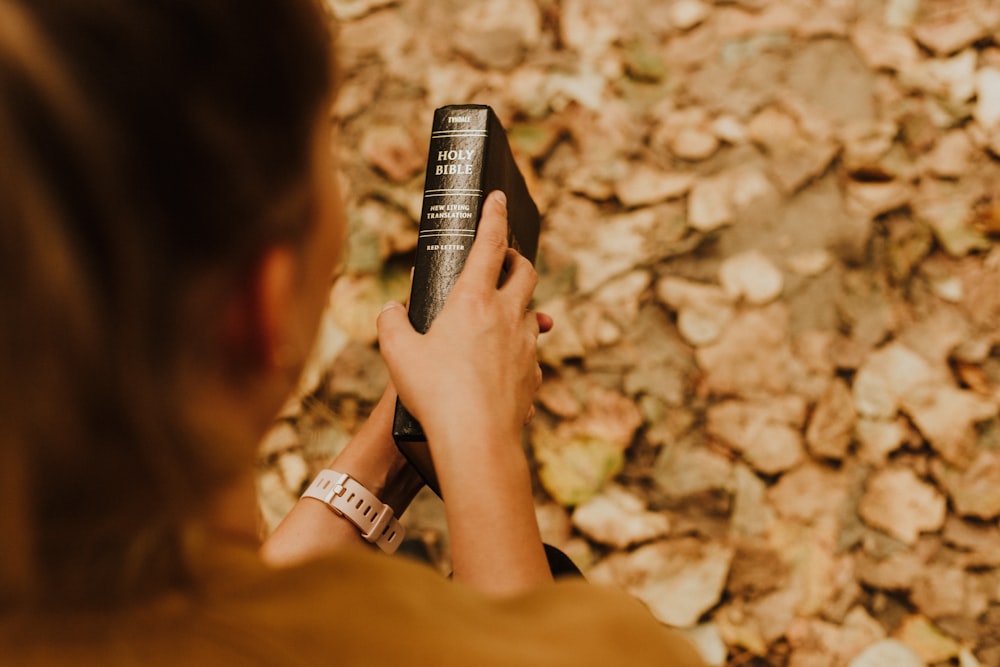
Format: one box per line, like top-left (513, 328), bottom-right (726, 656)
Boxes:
top-left (260, 389), bottom-right (423, 567)
top-left (431, 424), bottom-right (552, 596)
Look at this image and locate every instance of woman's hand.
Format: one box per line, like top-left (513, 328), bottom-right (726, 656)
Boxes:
top-left (260, 384), bottom-right (424, 567)
top-left (377, 191), bottom-right (553, 596)
top-left (377, 191), bottom-right (546, 449)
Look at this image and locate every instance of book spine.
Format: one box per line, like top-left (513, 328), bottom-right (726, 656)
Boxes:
top-left (393, 107), bottom-right (491, 450)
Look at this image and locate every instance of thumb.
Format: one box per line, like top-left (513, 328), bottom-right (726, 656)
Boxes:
top-left (376, 300), bottom-right (417, 367)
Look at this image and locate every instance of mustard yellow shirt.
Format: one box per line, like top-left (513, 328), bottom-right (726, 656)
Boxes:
top-left (2, 542), bottom-right (704, 666)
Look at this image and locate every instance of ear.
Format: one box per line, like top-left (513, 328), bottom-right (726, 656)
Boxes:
top-left (219, 245), bottom-right (301, 375)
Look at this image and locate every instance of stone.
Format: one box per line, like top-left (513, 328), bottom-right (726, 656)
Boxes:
top-left (924, 129), bottom-right (974, 178)
top-left (654, 439), bottom-right (735, 499)
top-left (932, 449), bottom-right (1000, 520)
top-left (855, 550), bottom-right (925, 591)
top-left (697, 303), bottom-right (801, 397)
top-left (884, 0), bottom-right (920, 28)
top-left (784, 38), bottom-right (876, 127)
top-left (328, 0), bottom-right (395, 21)
top-left (850, 20), bottom-right (920, 71)
top-left (532, 425), bottom-right (624, 507)
top-left (587, 538), bottom-right (734, 628)
top-left (534, 501), bottom-right (573, 548)
top-left (329, 273), bottom-right (399, 345)
top-left (360, 125), bottom-right (424, 182)
top-left (571, 485), bottom-right (671, 549)
top-left (669, 0), bottom-right (710, 31)
top-left (536, 375), bottom-right (583, 419)
top-left (911, 564), bottom-right (988, 620)
top-left (536, 298), bottom-right (586, 365)
top-left (706, 396), bottom-right (807, 475)
top-left (731, 463), bottom-right (775, 537)
top-left (719, 250), bottom-right (785, 305)
top-left (655, 276), bottom-right (736, 346)
top-left (787, 607), bottom-right (886, 665)
top-left (855, 418), bottom-right (908, 465)
top-left (688, 174), bottom-right (734, 231)
top-left (975, 67), bottom-right (1000, 130)
top-left (615, 166), bottom-right (695, 208)
top-left (942, 516), bottom-right (1000, 567)
top-left (533, 387), bottom-right (642, 505)
top-left (711, 115), bottom-right (747, 144)
top-left (806, 379), bottom-right (856, 460)
top-left (571, 207), bottom-right (659, 292)
top-left (680, 624), bottom-right (728, 667)
top-left (914, 13), bottom-right (994, 56)
top-left (845, 181), bottom-right (914, 220)
top-left (327, 341), bottom-right (389, 403)
top-left (787, 249), bottom-right (834, 277)
top-left (453, 0), bottom-right (541, 70)
top-left (848, 640), bottom-right (923, 667)
top-left (900, 49), bottom-right (978, 105)
top-left (840, 120), bottom-right (899, 177)
top-left (858, 467), bottom-right (947, 544)
top-left (671, 127), bottom-right (720, 161)
top-left (768, 463), bottom-right (847, 524)
top-left (906, 385), bottom-right (997, 466)
top-left (894, 615), bottom-right (961, 664)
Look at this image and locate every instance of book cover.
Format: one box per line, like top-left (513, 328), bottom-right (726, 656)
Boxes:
top-left (392, 104), bottom-right (541, 496)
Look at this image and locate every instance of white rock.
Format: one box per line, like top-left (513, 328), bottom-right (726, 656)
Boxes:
top-left (848, 639), bottom-right (923, 667)
top-left (719, 250), bottom-right (785, 305)
top-left (671, 127), bottom-right (720, 161)
top-left (655, 277), bottom-right (735, 346)
top-left (924, 129), bottom-right (974, 178)
top-left (688, 174), bottom-right (733, 231)
top-left (787, 249), bottom-right (834, 277)
top-left (681, 624), bottom-right (728, 667)
top-left (711, 115), bottom-right (748, 144)
top-left (589, 539), bottom-right (734, 628)
top-left (884, 0), bottom-right (920, 29)
top-left (855, 418), bottom-right (908, 465)
top-left (677, 304), bottom-right (735, 347)
top-left (571, 485), bottom-right (670, 549)
top-left (858, 467), bottom-right (947, 545)
top-left (669, 0), bottom-right (710, 31)
top-left (615, 166), bottom-right (695, 208)
top-left (975, 67), bottom-right (1000, 130)
top-left (326, 0), bottom-right (395, 21)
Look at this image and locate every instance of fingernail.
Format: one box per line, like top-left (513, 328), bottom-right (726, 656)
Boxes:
top-left (492, 190), bottom-right (507, 211)
top-left (380, 300), bottom-right (400, 313)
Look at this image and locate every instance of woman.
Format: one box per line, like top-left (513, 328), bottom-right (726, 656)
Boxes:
top-left (0, 0), bottom-right (703, 663)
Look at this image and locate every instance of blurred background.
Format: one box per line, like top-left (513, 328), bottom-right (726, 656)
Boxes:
top-left (256, 0), bottom-right (1000, 664)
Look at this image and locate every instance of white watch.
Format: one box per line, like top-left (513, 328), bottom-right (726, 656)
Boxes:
top-left (301, 469), bottom-right (405, 554)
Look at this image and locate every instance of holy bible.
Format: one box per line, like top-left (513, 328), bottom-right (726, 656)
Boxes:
top-left (392, 104), bottom-right (541, 496)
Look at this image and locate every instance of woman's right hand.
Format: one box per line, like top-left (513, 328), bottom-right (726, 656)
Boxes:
top-left (376, 190), bottom-right (544, 461)
top-left (376, 190), bottom-right (553, 595)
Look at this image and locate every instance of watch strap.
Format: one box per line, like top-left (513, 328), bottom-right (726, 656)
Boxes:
top-left (301, 469), bottom-right (405, 554)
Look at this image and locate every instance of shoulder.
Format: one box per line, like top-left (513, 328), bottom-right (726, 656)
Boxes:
top-left (222, 549), bottom-right (704, 666)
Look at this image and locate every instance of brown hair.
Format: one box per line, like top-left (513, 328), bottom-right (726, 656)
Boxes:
top-left (0, 0), bottom-right (333, 608)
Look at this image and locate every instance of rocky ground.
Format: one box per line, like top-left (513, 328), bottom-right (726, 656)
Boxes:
top-left (257, 0), bottom-right (1000, 664)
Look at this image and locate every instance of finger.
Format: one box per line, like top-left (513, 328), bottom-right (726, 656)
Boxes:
top-left (454, 191), bottom-right (509, 292)
top-left (500, 249), bottom-right (538, 312)
top-left (376, 301), bottom-right (417, 369)
top-left (536, 311), bottom-right (554, 333)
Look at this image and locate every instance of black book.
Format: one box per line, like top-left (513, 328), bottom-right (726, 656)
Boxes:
top-left (392, 104), bottom-right (541, 496)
